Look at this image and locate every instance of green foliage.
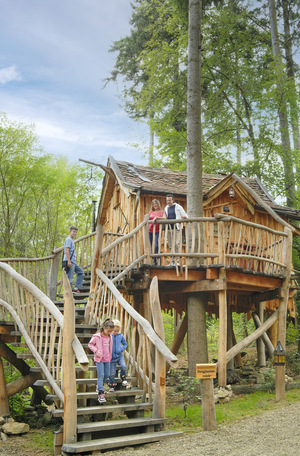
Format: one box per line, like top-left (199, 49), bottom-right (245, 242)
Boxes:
top-left (107, 0), bottom-right (300, 207)
top-left (0, 113), bottom-right (102, 257)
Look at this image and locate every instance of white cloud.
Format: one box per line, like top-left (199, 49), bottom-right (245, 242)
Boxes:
top-left (0, 65), bottom-right (22, 84)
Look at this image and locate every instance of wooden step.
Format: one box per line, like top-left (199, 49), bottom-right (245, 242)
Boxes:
top-left (76, 417), bottom-right (166, 434)
top-left (17, 352), bottom-right (94, 360)
top-left (61, 430), bottom-right (182, 453)
top-left (52, 402), bottom-right (152, 417)
top-left (33, 376), bottom-right (137, 387)
top-left (46, 389), bottom-right (143, 401)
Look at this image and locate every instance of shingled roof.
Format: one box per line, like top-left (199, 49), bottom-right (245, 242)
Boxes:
top-left (108, 157), bottom-right (300, 221)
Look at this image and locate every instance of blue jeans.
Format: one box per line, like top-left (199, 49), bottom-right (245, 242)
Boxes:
top-left (66, 263), bottom-right (84, 289)
top-left (109, 354), bottom-right (127, 385)
top-left (96, 361), bottom-right (110, 392)
top-left (149, 231), bottom-right (159, 264)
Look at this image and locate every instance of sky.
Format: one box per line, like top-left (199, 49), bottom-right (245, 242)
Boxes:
top-left (0, 0), bottom-right (149, 166)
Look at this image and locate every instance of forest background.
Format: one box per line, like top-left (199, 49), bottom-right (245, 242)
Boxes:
top-left (1, 0), bottom-right (300, 265)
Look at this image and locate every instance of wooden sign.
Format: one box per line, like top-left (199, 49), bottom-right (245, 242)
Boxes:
top-left (196, 363), bottom-right (217, 379)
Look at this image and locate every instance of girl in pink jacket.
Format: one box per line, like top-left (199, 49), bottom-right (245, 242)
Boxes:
top-left (88, 318), bottom-right (114, 403)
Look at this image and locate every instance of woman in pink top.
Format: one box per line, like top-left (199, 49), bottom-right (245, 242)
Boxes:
top-left (148, 199), bottom-right (166, 265)
top-left (88, 318), bottom-right (114, 403)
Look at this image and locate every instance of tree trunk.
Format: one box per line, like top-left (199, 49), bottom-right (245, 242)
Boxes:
top-left (281, 0), bottom-right (300, 189)
top-left (186, 0), bottom-right (208, 376)
top-left (268, 0), bottom-right (296, 208)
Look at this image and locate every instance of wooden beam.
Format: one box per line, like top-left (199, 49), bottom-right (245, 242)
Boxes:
top-left (226, 271), bottom-right (281, 290)
top-left (6, 372), bottom-right (41, 397)
top-left (0, 339), bottom-right (53, 405)
top-left (158, 279), bottom-right (225, 294)
top-left (251, 289), bottom-right (281, 304)
top-left (226, 310), bottom-right (278, 364)
top-left (149, 269), bottom-right (206, 282)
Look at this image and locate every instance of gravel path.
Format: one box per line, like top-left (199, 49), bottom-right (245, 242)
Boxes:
top-left (1, 401), bottom-right (299, 456)
top-left (100, 401), bottom-right (300, 456)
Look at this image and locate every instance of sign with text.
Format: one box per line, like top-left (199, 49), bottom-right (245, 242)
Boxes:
top-left (196, 363), bottom-right (217, 379)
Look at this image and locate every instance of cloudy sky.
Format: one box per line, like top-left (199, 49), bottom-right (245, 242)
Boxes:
top-left (0, 0), bottom-right (149, 166)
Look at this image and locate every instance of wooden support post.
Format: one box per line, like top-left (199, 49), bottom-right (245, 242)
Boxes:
top-left (85, 224), bottom-right (104, 323)
top-left (196, 364), bottom-right (217, 431)
top-left (62, 271), bottom-right (77, 445)
top-left (275, 227), bottom-right (292, 402)
top-left (150, 277), bottom-right (165, 419)
top-left (0, 357), bottom-right (9, 417)
top-left (187, 292), bottom-right (208, 377)
top-left (268, 320), bottom-right (277, 348)
top-left (252, 312), bottom-right (274, 359)
top-left (231, 327), bottom-right (243, 368)
top-left (256, 302), bottom-right (266, 367)
top-left (278, 227), bottom-right (293, 349)
top-left (227, 307), bottom-right (234, 371)
top-left (275, 365), bottom-right (285, 402)
top-left (201, 379), bottom-right (217, 431)
top-left (49, 250), bottom-right (62, 301)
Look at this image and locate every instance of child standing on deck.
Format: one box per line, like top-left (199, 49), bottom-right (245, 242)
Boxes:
top-left (108, 320), bottom-right (128, 392)
top-left (88, 318), bottom-right (114, 404)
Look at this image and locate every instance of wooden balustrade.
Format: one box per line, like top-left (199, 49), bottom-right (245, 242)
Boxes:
top-left (147, 215), bottom-right (288, 277)
top-left (0, 256), bottom-right (54, 296)
top-left (87, 269), bottom-right (177, 402)
top-left (0, 262), bottom-right (89, 403)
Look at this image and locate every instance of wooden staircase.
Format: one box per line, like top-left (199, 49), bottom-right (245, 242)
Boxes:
top-left (7, 269), bottom-right (180, 454)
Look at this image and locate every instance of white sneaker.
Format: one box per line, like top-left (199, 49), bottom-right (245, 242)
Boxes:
top-left (122, 379), bottom-right (128, 386)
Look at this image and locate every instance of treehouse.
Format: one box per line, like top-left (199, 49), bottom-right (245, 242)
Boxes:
top-left (92, 156), bottom-right (300, 384)
top-left (0, 155), bottom-right (299, 454)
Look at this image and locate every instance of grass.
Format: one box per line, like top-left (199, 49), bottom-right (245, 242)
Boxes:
top-left (166, 389), bottom-right (300, 430)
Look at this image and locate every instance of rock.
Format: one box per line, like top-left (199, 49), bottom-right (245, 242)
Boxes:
top-left (42, 412), bottom-right (52, 425)
top-left (7, 417), bottom-right (14, 423)
top-left (0, 416), bottom-right (5, 425)
top-left (24, 405), bottom-right (35, 412)
top-left (219, 396), bottom-right (230, 404)
top-left (1, 432), bottom-right (7, 442)
top-left (2, 422), bottom-right (30, 435)
top-left (285, 375), bottom-right (293, 383)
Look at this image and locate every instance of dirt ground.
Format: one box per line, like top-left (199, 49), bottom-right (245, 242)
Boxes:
top-left (1, 400), bottom-right (300, 456)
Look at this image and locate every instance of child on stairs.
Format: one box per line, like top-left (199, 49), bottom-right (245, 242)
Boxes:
top-left (108, 319), bottom-right (128, 392)
top-left (88, 318), bottom-right (114, 404)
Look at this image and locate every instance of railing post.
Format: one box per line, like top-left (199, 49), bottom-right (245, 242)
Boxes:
top-left (143, 215), bottom-right (151, 264)
top-left (85, 224), bottom-right (104, 323)
top-left (62, 271), bottom-right (77, 445)
top-left (149, 276), bottom-right (165, 419)
top-left (49, 250), bottom-right (61, 301)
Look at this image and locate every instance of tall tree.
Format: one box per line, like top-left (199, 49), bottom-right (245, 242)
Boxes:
top-left (0, 114), bottom-right (102, 258)
top-left (268, 0), bottom-right (296, 207)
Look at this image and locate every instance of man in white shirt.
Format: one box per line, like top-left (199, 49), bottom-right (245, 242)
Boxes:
top-left (164, 194), bottom-right (187, 266)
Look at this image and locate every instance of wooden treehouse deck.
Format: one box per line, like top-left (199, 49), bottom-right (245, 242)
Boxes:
top-left (0, 213), bottom-right (295, 454)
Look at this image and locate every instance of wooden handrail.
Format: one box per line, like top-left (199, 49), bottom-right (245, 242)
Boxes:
top-left (100, 218), bottom-right (148, 257)
top-left (0, 263), bottom-right (89, 375)
top-left (96, 269), bottom-right (178, 367)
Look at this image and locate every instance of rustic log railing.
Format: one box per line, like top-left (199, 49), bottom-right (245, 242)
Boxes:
top-left (0, 262), bottom-right (89, 403)
top-left (147, 214), bottom-right (289, 277)
top-left (0, 256), bottom-right (54, 296)
top-left (86, 268), bottom-right (177, 408)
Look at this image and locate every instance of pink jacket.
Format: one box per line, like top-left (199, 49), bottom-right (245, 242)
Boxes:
top-left (88, 332), bottom-right (113, 363)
